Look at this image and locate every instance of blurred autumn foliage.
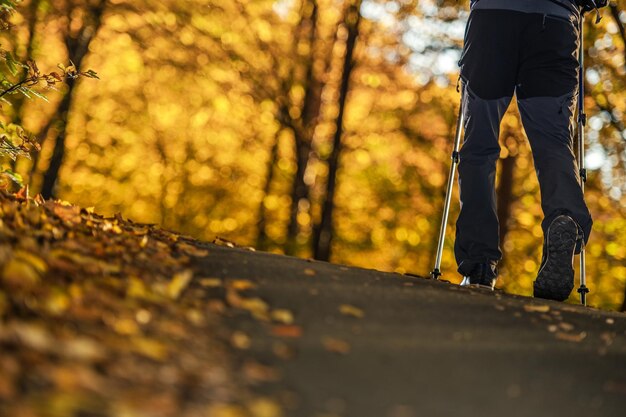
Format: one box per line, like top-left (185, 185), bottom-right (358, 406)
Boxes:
top-left (0, 0), bottom-right (625, 309)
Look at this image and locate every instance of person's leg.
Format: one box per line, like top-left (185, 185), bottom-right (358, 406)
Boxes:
top-left (516, 14), bottom-right (592, 247)
top-left (454, 9), bottom-right (519, 278)
top-left (516, 13), bottom-right (593, 300)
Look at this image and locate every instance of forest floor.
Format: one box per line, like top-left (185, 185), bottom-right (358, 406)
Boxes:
top-left (1, 189), bottom-right (625, 417)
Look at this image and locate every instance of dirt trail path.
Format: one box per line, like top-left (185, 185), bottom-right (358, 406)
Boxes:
top-left (194, 244), bottom-right (626, 417)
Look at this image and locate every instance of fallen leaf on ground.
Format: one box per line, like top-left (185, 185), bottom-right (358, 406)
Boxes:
top-left (167, 269), bottom-right (193, 299)
top-left (213, 237), bottom-right (236, 248)
top-left (199, 277), bottom-right (223, 287)
top-left (303, 268), bottom-right (316, 276)
top-left (47, 201), bottom-right (82, 224)
top-left (0, 322), bottom-right (54, 353)
top-left (524, 304), bottom-right (550, 313)
top-left (228, 279), bottom-right (257, 291)
top-left (112, 317), bottom-right (140, 335)
top-left (339, 304), bottom-right (365, 318)
top-left (226, 290), bottom-right (270, 320)
top-left (49, 249), bottom-right (121, 274)
top-left (44, 289), bottom-right (70, 315)
top-left (2, 251), bottom-right (46, 288)
top-left (243, 361), bottom-right (281, 382)
top-left (126, 276), bottom-right (149, 299)
top-left (101, 219), bottom-right (123, 234)
top-left (61, 338), bottom-right (107, 361)
top-left (132, 337), bottom-right (169, 361)
top-left (555, 331), bottom-right (587, 342)
top-left (176, 242), bottom-right (209, 257)
top-left (271, 325), bottom-right (303, 338)
top-left (247, 397), bottom-right (283, 417)
top-left (230, 331), bottom-right (251, 350)
top-left (322, 337), bottom-right (351, 354)
top-left (271, 309), bottom-right (294, 324)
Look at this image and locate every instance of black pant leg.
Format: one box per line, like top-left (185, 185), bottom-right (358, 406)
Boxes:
top-left (516, 13), bottom-right (592, 249)
top-left (454, 10), bottom-right (520, 275)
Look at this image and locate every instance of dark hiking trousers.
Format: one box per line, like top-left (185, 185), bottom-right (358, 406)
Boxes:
top-left (454, 9), bottom-right (593, 276)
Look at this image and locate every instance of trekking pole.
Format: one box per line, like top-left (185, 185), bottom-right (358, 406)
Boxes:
top-left (431, 85), bottom-right (465, 280)
top-left (576, 13), bottom-right (590, 306)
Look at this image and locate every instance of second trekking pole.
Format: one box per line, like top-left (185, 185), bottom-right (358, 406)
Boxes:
top-left (576, 13), bottom-right (589, 306)
top-left (431, 84), bottom-right (465, 280)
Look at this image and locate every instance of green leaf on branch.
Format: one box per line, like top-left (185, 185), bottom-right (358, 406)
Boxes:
top-left (81, 69), bottom-right (99, 79)
top-left (0, 168), bottom-right (23, 187)
top-left (20, 85), bottom-right (48, 102)
top-left (4, 52), bottom-right (26, 76)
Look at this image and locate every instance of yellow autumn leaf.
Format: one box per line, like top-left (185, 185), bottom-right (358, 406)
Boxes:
top-left (61, 337), bottom-right (106, 361)
top-left (2, 250), bottom-right (47, 288)
top-left (132, 337), bottom-right (169, 361)
top-left (247, 397), bottom-right (283, 417)
top-left (228, 279), bottom-right (257, 291)
top-left (44, 289), bottom-right (70, 315)
top-left (167, 269), bottom-right (193, 300)
top-left (555, 331), bottom-right (587, 343)
top-left (523, 304), bottom-right (550, 313)
top-left (102, 220), bottom-right (122, 234)
top-left (322, 337), bottom-right (351, 354)
top-left (339, 304), bottom-right (365, 318)
top-left (226, 289), bottom-right (270, 321)
top-left (199, 277), bottom-right (222, 287)
top-left (177, 241), bottom-right (209, 257)
top-left (113, 317), bottom-right (140, 335)
top-left (230, 331), bottom-right (251, 350)
top-left (126, 276), bottom-right (148, 299)
top-left (13, 250), bottom-right (47, 273)
top-left (271, 309), bottom-right (294, 324)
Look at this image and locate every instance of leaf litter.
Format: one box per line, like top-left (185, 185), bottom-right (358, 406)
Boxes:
top-left (0, 190), bottom-right (284, 416)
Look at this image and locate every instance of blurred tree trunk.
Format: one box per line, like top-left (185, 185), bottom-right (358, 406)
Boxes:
top-left (40, 1), bottom-right (106, 199)
top-left (285, 0), bottom-right (320, 255)
top-left (313, 0), bottom-right (362, 261)
top-left (256, 129), bottom-right (281, 250)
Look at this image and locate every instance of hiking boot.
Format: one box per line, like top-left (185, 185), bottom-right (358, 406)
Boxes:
top-left (533, 215), bottom-right (579, 301)
top-left (460, 263), bottom-right (498, 290)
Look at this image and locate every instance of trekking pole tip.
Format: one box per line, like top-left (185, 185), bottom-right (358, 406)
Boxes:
top-left (577, 285), bottom-right (590, 306)
top-left (430, 269), bottom-right (442, 280)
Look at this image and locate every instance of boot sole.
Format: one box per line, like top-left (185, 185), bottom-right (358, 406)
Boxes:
top-left (533, 216), bottom-right (578, 302)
